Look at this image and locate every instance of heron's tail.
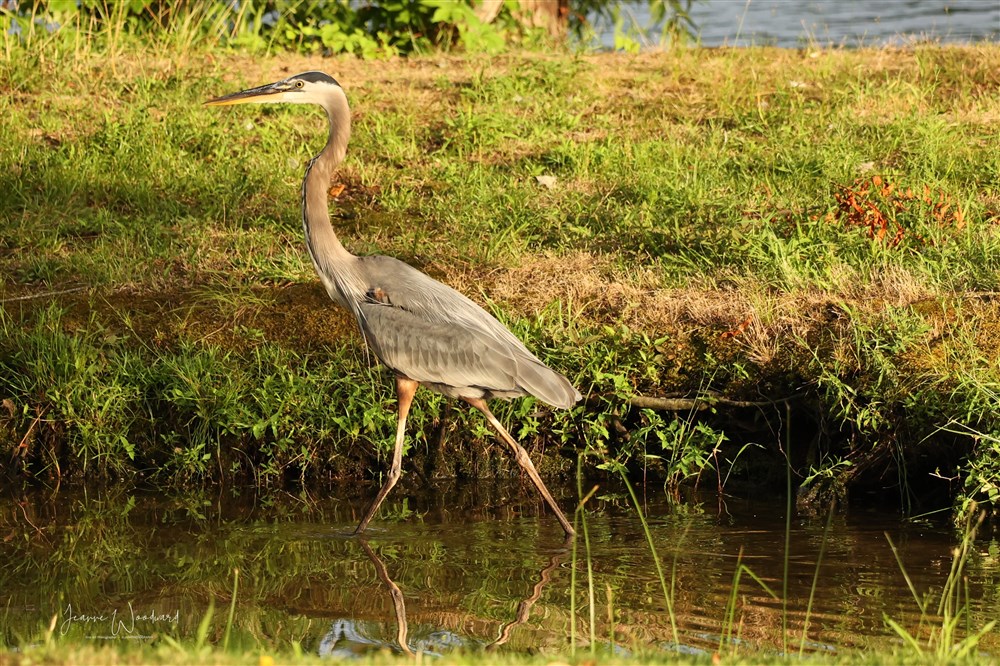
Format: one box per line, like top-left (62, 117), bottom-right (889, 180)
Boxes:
top-left (515, 356), bottom-right (582, 410)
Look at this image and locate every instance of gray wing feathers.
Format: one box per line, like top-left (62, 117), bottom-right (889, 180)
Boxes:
top-left (354, 256), bottom-right (581, 409)
top-left (506, 352), bottom-right (582, 409)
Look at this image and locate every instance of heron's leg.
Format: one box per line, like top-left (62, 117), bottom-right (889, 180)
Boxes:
top-left (465, 398), bottom-right (576, 537)
top-left (355, 377), bottom-right (418, 534)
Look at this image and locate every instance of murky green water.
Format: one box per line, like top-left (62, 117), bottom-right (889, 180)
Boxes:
top-left (2, 482), bottom-right (998, 657)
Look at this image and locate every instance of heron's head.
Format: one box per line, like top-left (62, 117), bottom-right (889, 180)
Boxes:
top-left (205, 71), bottom-right (343, 107)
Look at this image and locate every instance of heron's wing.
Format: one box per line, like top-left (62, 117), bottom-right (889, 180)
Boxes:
top-left (353, 256), bottom-right (580, 409)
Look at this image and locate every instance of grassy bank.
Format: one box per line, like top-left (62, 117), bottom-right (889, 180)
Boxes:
top-left (1, 35), bottom-right (999, 515)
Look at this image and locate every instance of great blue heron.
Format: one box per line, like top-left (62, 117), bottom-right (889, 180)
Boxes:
top-left (206, 72), bottom-right (580, 536)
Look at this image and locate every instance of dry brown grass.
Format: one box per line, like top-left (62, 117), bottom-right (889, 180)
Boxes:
top-left (460, 251), bottom-right (836, 369)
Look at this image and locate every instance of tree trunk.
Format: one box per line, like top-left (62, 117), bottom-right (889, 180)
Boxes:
top-left (475, 0), bottom-right (569, 38)
top-left (516, 0), bottom-right (569, 37)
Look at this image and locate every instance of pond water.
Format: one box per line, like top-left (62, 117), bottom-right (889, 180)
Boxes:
top-left (2, 483), bottom-right (998, 657)
top-left (599, 0), bottom-right (1000, 47)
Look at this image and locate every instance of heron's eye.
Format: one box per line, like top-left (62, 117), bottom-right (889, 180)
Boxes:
top-left (294, 80), bottom-right (305, 89)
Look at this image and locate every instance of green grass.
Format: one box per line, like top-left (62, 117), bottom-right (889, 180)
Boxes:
top-left (1, 24), bottom-right (1000, 516)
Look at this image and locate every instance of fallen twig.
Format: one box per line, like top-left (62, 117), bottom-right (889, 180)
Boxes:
top-left (0, 286), bottom-right (88, 303)
top-left (585, 392), bottom-right (799, 412)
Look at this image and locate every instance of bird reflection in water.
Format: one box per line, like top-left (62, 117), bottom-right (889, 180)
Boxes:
top-left (318, 538), bottom-right (572, 657)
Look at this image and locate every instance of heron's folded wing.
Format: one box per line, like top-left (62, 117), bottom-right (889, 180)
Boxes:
top-left (357, 301), bottom-right (520, 392)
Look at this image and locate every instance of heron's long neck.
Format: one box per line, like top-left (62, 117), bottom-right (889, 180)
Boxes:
top-left (301, 92), bottom-right (360, 307)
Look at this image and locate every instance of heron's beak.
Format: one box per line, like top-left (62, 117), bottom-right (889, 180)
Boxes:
top-left (205, 81), bottom-right (289, 106)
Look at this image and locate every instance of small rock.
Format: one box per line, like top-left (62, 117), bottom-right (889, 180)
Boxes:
top-left (535, 175), bottom-right (557, 189)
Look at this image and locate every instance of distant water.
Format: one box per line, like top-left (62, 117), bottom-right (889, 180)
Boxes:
top-left (597, 0), bottom-right (1000, 48)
